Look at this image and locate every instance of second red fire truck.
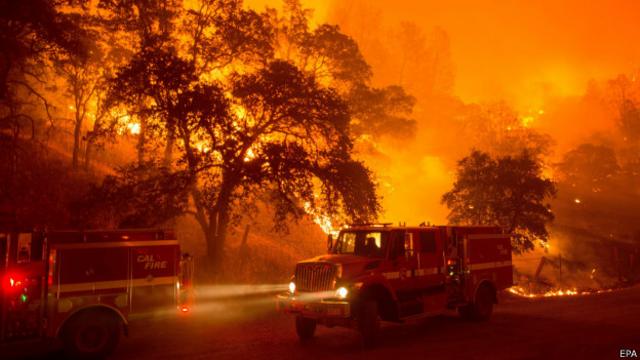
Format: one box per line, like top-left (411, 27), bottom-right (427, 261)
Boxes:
top-left (277, 224), bottom-right (513, 344)
top-left (0, 229), bottom-right (192, 359)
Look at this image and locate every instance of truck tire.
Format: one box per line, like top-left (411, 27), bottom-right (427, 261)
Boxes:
top-left (356, 300), bottom-right (380, 347)
top-left (295, 316), bottom-right (316, 341)
top-left (62, 310), bottom-right (121, 359)
top-left (458, 284), bottom-right (494, 321)
top-left (457, 304), bottom-right (474, 320)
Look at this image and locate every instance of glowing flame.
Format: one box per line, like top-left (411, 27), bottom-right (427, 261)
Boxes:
top-left (194, 140), bottom-right (210, 153)
top-left (127, 122), bottom-right (141, 135)
top-left (112, 110), bottom-right (140, 136)
top-left (303, 201), bottom-right (340, 237)
top-left (508, 286), bottom-right (613, 298)
top-left (233, 105), bottom-right (247, 120)
top-left (520, 115), bottom-right (534, 127)
top-left (243, 147), bottom-right (255, 162)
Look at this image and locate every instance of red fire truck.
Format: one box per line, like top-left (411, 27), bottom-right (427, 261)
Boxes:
top-left (277, 224), bottom-right (513, 345)
top-left (0, 229), bottom-right (192, 358)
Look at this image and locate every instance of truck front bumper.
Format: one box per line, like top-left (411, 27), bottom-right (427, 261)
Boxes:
top-left (276, 293), bottom-right (351, 319)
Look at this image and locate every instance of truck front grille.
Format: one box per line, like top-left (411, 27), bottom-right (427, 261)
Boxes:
top-left (295, 262), bottom-right (336, 292)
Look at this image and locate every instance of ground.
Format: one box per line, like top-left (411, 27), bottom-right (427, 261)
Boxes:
top-left (115, 285), bottom-right (639, 360)
top-left (8, 285), bottom-right (640, 360)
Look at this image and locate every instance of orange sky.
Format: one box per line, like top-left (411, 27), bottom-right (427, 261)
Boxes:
top-left (333, 0), bottom-right (640, 109)
top-left (247, 1), bottom-right (640, 109)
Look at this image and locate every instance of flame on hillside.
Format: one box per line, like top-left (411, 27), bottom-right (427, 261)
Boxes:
top-left (303, 201), bottom-right (340, 237)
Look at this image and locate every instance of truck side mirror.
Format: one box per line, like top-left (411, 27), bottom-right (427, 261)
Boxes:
top-left (327, 234), bottom-right (333, 253)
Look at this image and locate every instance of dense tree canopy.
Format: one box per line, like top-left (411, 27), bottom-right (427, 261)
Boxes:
top-left (100, 0), bottom-right (385, 271)
top-left (442, 150), bottom-right (557, 252)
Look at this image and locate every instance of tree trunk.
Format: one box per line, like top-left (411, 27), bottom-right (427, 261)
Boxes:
top-left (163, 126), bottom-right (175, 167)
top-left (72, 112), bottom-right (82, 169)
top-left (204, 180), bottom-right (234, 278)
top-left (84, 136), bottom-right (93, 171)
top-left (137, 118), bottom-right (146, 165)
top-left (239, 225), bottom-right (250, 270)
top-left (206, 205), bottom-right (229, 274)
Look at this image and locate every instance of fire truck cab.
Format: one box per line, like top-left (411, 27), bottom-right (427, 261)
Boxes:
top-left (277, 224), bottom-right (513, 345)
top-left (0, 229), bottom-right (192, 359)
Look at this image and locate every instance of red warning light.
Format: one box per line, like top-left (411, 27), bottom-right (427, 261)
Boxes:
top-left (3, 273), bottom-right (23, 292)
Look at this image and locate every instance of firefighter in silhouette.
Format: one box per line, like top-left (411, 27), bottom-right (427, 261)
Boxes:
top-left (365, 236), bottom-right (378, 256)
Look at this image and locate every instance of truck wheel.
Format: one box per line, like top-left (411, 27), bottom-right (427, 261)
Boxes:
top-left (295, 316), bottom-right (316, 341)
top-left (62, 310), bottom-right (121, 359)
top-left (472, 285), bottom-right (494, 321)
top-left (459, 285), bottom-right (494, 321)
top-left (457, 304), bottom-right (474, 320)
top-left (356, 300), bottom-right (380, 347)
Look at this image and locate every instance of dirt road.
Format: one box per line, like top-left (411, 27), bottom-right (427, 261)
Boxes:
top-left (106, 285), bottom-right (640, 360)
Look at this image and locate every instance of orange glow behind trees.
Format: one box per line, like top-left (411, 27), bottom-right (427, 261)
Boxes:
top-left (2, 0), bottom-right (640, 280)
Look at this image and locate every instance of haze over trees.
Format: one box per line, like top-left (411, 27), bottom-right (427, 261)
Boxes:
top-left (2, 0), bottom-right (640, 282)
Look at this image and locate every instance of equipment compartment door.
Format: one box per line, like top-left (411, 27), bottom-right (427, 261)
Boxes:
top-left (130, 244), bottom-right (179, 313)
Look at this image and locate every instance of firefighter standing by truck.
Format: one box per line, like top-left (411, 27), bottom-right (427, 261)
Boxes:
top-left (0, 229), bottom-right (192, 359)
top-left (277, 224), bottom-right (513, 345)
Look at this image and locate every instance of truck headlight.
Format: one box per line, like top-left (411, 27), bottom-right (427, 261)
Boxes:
top-left (288, 281), bottom-right (296, 294)
top-left (336, 286), bottom-right (348, 299)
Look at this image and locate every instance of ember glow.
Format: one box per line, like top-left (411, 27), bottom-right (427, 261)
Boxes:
top-left (126, 122), bottom-right (141, 135)
top-left (508, 286), bottom-right (614, 298)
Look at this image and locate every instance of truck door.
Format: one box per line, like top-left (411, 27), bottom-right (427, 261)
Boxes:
top-left (415, 229), bottom-right (445, 288)
top-left (386, 230), bottom-right (423, 316)
top-left (403, 230), bottom-right (421, 288)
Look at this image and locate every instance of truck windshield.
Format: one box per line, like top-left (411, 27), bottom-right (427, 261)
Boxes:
top-left (334, 231), bottom-right (387, 257)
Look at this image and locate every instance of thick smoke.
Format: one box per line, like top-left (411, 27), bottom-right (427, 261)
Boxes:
top-left (318, 0), bottom-right (640, 290)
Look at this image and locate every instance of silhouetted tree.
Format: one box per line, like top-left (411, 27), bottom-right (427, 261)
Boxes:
top-left (348, 84), bottom-right (416, 138)
top-left (0, 0), bottom-right (87, 101)
top-left (558, 144), bottom-right (620, 185)
top-left (98, 0), bottom-right (183, 163)
top-left (108, 42), bottom-right (379, 272)
top-left (184, 0), bottom-right (274, 72)
top-left (273, 0), bottom-right (416, 139)
top-left (98, 0), bottom-right (180, 45)
top-left (619, 99), bottom-right (640, 143)
top-left (442, 150), bottom-right (557, 252)
top-left (0, 0), bottom-right (89, 224)
top-left (176, 61), bottom-right (378, 272)
top-left (107, 44), bottom-right (196, 165)
top-left (459, 102), bottom-right (554, 157)
top-left (53, 27), bottom-right (111, 169)
top-left (75, 161), bottom-right (190, 228)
